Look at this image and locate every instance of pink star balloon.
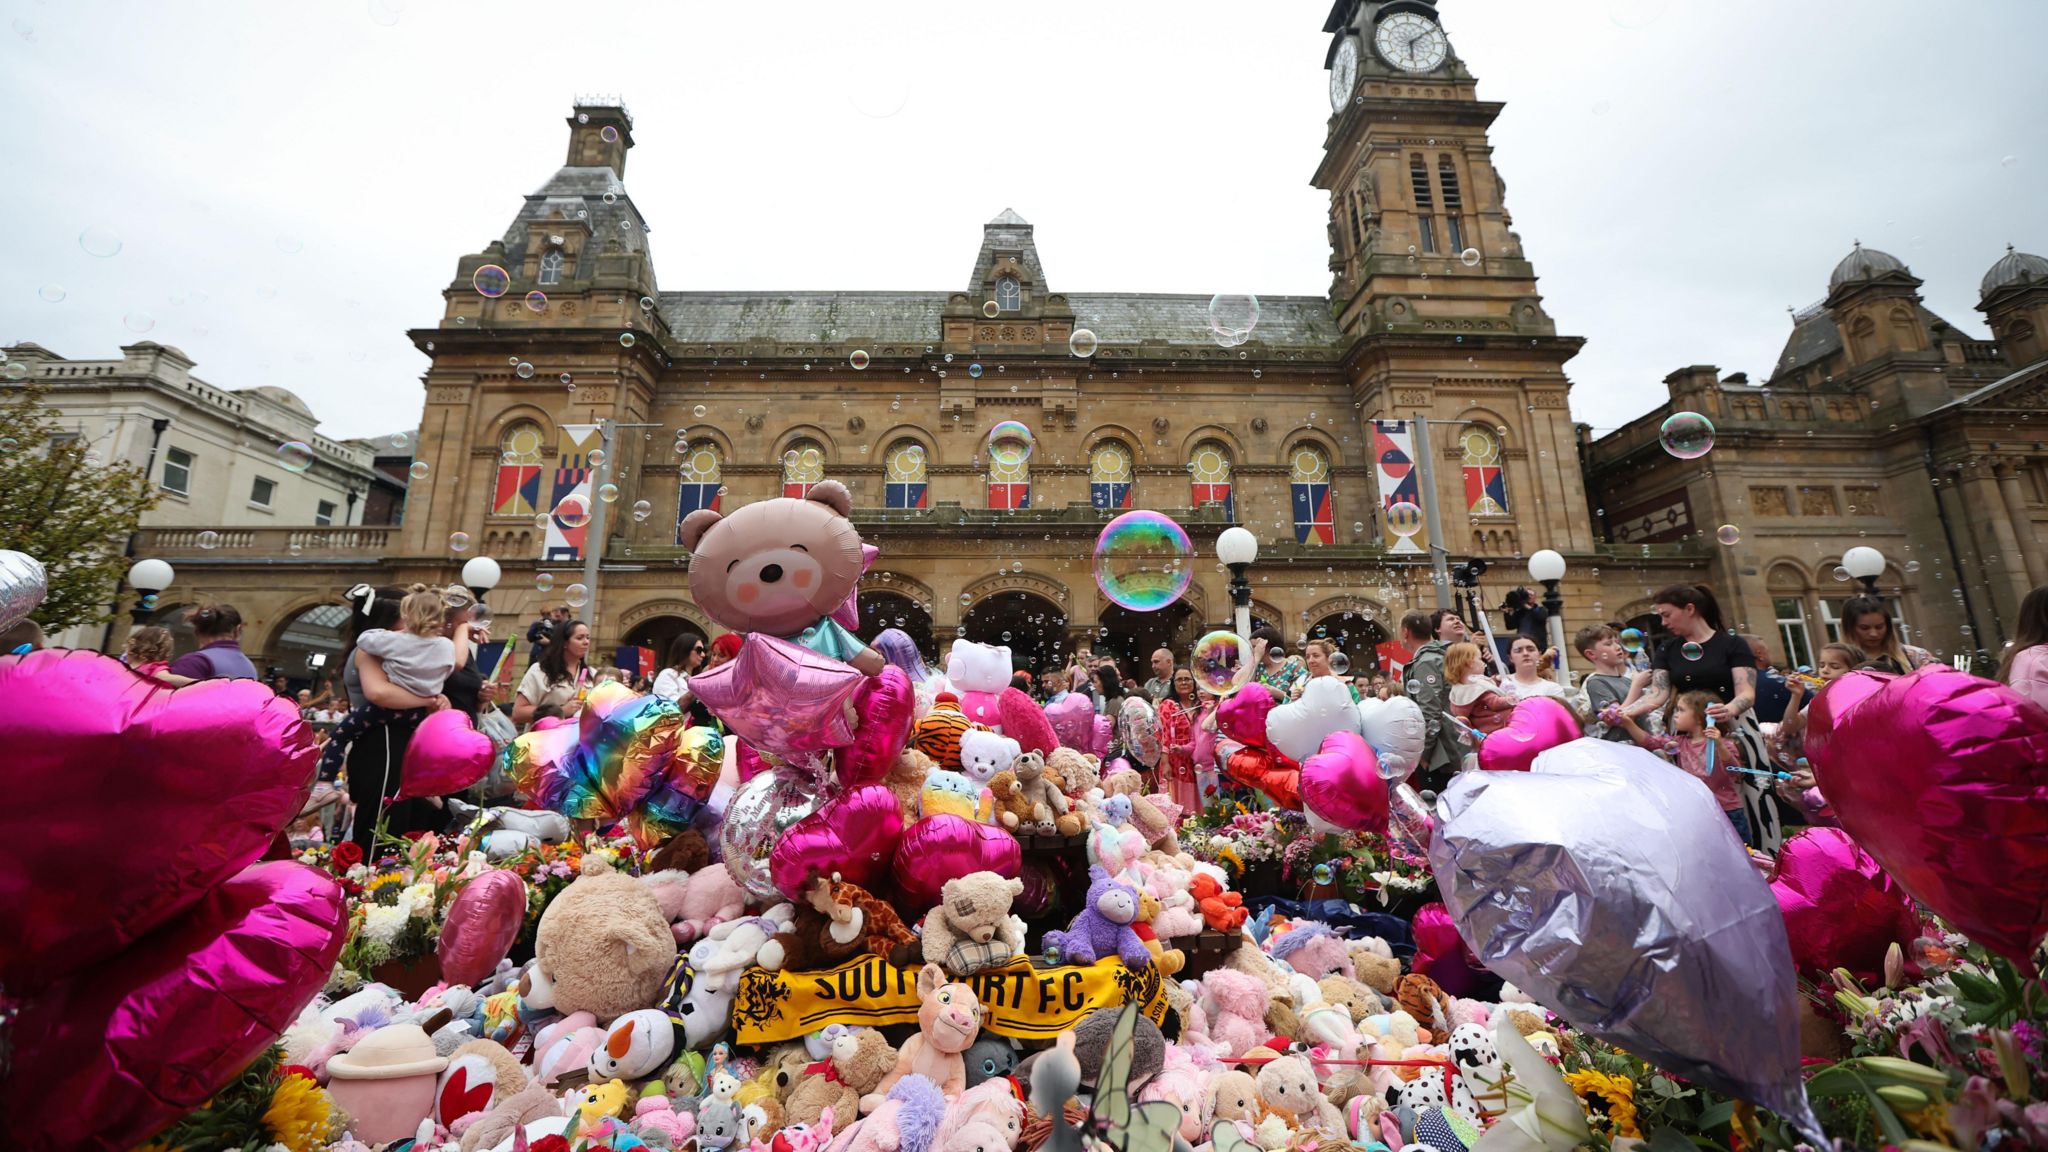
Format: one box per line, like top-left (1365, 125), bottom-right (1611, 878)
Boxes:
top-left (687, 634), bottom-right (865, 764)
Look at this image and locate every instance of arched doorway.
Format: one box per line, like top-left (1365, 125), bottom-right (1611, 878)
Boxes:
top-left (1307, 610), bottom-right (1389, 677)
top-left (1095, 600), bottom-right (1198, 682)
top-left (962, 590), bottom-right (1067, 676)
top-left (266, 601), bottom-right (354, 692)
top-left (855, 590), bottom-right (936, 665)
top-left (623, 616), bottom-right (706, 679)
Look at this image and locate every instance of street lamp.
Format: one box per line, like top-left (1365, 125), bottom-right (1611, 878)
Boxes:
top-left (462, 556), bottom-right (503, 603)
top-left (1527, 549), bottom-right (1569, 684)
top-left (1842, 546), bottom-right (1885, 593)
top-left (127, 558), bottom-right (174, 625)
top-left (1216, 527), bottom-right (1258, 643)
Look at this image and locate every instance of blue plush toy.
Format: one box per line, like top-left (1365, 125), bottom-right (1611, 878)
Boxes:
top-left (1041, 866), bottom-right (1153, 967)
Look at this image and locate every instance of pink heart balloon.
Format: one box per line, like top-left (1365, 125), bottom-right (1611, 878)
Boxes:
top-left (771, 785), bottom-right (906, 900)
top-left (836, 667), bottom-right (916, 788)
top-left (998, 687), bottom-right (1058, 757)
top-left (2, 860), bottom-right (347, 1151)
top-left (1089, 713), bottom-right (1114, 758)
top-left (1045, 693), bottom-right (1095, 750)
top-left (1410, 901), bottom-right (1492, 999)
top-left (1806, 667), bottom-right (2048, 966)
top-left (688, 634), bottom-right (865, 763)
top-left (891, 815), bottom-right (1022, 908)
top-left (1299, 730), bottom-right (1388, 834)
top-left (1769, 828), bottom-right (1918, 984)
top-left (399, 708), bottom-right (497, 799)
top-left (437, 869), bottom-right (530, 986)
top-left (0, 650), bottom-right (315, 995)
top-left (1217, 684), bottom-right (1281, 747)
top-left (1476, 695), bottom-right (1581, 773)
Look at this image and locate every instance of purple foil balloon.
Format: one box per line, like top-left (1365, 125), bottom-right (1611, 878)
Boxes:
top-left (688, 634), bottom-right (865, 763)
top-left (1429, 738), bottom-right (1821, 1138)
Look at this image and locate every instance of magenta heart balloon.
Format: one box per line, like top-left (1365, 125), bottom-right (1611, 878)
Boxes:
top-left (999, 687), bottom-right (1058, 757)
top-left (1806, 667), bottom-right (2048, 966)
top-left (438, 869), bottom-right (530, 986)
top-left (1299, 730), bottom-right (1388, 834)
top-left (837, 667), bottom-right (916, 788)
top-left (2, 860), bottom-right (347, 1151)
top-left (770, 785), bottom-right (906, 900)
top-left (1769, 828), bottom-right (1918, 984)
top-left (1218, 684), bottom-right (1281, 747)
top-left (0, 650), bottom-right (315, 995)
top-left (1476, 695), bottom-right (1581, 773)
top-left (400, 708), bottom-right (496, 799)
top-left (891, 815), bottom-right (1022, 908)
top-left (1045, 693), bottom-right (1095, 750)
top-left (1410, 901), bottom-right (1492, 999)
top-left (689, 634), bottom-right (865, 763)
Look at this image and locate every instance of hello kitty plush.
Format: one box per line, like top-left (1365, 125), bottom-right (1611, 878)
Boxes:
top-left (946, 642), bottom-right (1014, 728)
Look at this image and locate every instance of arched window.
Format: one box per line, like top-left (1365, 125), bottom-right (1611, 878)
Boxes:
top-left (884, 440), bottom-right (929, 509)
top-left (674, 441), bottom-right (723, 541)
top-left (491, 421), bottom-right (545, 517)
top-left (1849, 315), bottom-right (1878, 360)
top-left (1459, 424), bottom-right (1510, 516)
top-left (1089, 440), bottom-right (1134, 510)
top-left (996, 277), bottom-right (1021, 313)
top-left (782, 440), bottom-right (825, 499)
top-left (1190, 440), bottom-right (1234, 520)
top-left (1289, 443), bottom-right (1334, 545)
top-left (538, 249), bottom-right (565, 286)
top-left (987, 441), bottom-right (1030, 510)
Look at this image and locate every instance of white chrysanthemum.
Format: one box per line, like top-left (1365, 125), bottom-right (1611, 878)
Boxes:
top-left (363, 903), bottom-right (409, 945)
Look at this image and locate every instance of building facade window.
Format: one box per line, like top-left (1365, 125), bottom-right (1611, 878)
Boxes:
top-left (1189, 440), bottom-right (1234, 519)
top-left (884, 440), bottom-right (929, 509)
top-left (1773, 597), bottom-right (1813, 670)
top-left (1410, 156), bottom-right (1436, 254)
top-left (995, 276), bottom-right (1021, 312)
top-left (538, 249), bottom-right (565, 286)
top-left (1089, 440), bottom-right (1134, 510)
top-left (1458, 424), bottom-right (1510, 516)
top-left (1438, 156), bottom-right (1464, 251)
top-left (492, 421), bottom-right (545, 517)
top-left (1289, 443), bottom-right (1334, 545)
top-left (781, 440), bottom-right (824, 499)
top-left (250, 476), bottom-right (276, 507)
top-left (162, 446), bottom-right (194, 496)
top-left (987, 445), bottom-right (1030, 509)
top-left (674, 441), bottom-right (723, 543)
top-left (315, 500), bottom-right (337, 526)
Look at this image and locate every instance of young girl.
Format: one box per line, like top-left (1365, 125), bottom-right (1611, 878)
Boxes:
top-left (122, 625), bottom-right (194, 686)
top-left (318, 584), bottom-right (468, 780)
top-left (1445, 641), bottom-right (1516, 737)
top-left (1769, 643), bottom-right (1859, 824)
top-left (1617, 689), bottom-right (1749, 841)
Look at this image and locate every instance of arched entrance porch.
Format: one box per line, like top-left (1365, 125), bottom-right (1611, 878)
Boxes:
top-left (855, 589), bottom-right (937, 665)
top-left (962, 587), bottom-right (1069, 676)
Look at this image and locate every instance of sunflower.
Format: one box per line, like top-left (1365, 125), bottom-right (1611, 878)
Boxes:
top-left (261, 1072), bottom-right (335, 1152)
top-left (1563, 1068), bottom-right (1642, 1139)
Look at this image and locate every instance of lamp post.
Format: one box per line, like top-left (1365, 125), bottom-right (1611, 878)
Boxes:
top-left (1216, 527), bottom-right (1258, 645)
top-left (127, 558), bottom-right (174, 626)
top-left (1842, 546), bottom-right (1885, 593)
top-left (1528, 549), bottom-right (1570, 686)
top-left (462, 556), bottom-right (503, 604)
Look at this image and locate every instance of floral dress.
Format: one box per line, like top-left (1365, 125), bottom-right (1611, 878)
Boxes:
top-left (1155, 697), bottom-right (1205, 812)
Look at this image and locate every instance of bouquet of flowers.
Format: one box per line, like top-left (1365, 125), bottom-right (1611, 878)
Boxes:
top-left (335, 832), bottom-right (464, 977)
top-left (137, 1047), bottom-right (338, 1152)
top-left (1181, 803), bottom-right (1300, 874)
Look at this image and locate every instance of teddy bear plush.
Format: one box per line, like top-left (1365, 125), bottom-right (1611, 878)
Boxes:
top-left (1207, 1069), bottom-right (1262, 1142)
top-left (787, 1027), bottom-right (897, 1129)
top-left (958, 728), bottom-right (1019, 790)
top-left (986, 770), bottom-right (1037, 833)
top-left (1190, 873), bottom-right (1248, 932)
top-left (1257, 1053), bottom-right (1347, 1136)
top-left (1100, 769), bottom-right (1177, 852)
top-left (1130, 891), bottom-right (1186, 977)
top-left (1192, 968), bottom-right (1272, 1058)
top-left (762, 874), bottom-right (921, 972)
top-left (1045, 747), bottom-right (1101, 806)
top-left (1347, 938), bottom-right (1404, 997)
top-left (913, 694), bottom-right (973, 770)
top-left (531, 856), bottom-right (678, 1023)
top-left (1319, 974), bottom-right (1391, 1022)
top-left (679, 480), bottom-right (884, 675)
top-left (1009, 750), bottom-right (1079, 835)
top-left (1041, 867), bottom-right (1152, 968)
top-left (921, 871), bottom-right (1026, 976)
top-left (866, 966), bottom-right (984, 1109)
top-left (885, 747), bottom-right (936, 825)
top-left (648, 828), bottom-right (712, 876)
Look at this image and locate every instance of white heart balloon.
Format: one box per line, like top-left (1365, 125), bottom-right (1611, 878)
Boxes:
top-left (0, 551), bottom-right (47, 633)
top-left (1357, 695), bottom-right (1428, 781)
top-left (1266, 676), bottom-right (1362, 763)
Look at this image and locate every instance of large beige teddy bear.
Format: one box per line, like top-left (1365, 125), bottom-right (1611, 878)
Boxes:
top-left (526, 856), bottom-right (678, 1022)
top-left (920, 871), bottom-right (1026, 977)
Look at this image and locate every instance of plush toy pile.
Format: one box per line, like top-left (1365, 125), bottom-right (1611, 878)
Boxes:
top-left (5, 492), bottom-right (2046, 1152)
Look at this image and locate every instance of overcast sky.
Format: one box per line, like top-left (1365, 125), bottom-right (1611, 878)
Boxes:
top-left (3, 0), bottom-right (2041, 442)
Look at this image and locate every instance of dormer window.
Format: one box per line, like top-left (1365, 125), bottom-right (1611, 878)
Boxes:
top-left (995, 276), bottom-right (1021, 312)
top-left (539, 249), bottom-right (565, 285)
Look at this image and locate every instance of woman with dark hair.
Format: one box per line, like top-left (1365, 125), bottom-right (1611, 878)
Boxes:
top-left (334, 584), bottom-right (451, 857)
top-left (2002, 584), bottom-right (2048, 709)
top-left (1249, 625), bottom-right (1307, 697)
top-left (652, 633), bottom-right (707, 702)
top-left (165, 603), bottom-right (260, 680)
top-left (1840, 594), bottom-right (1933, 674)
top-left (1156, 667), bottom-right (1207, 811)
top-left (513, 617), bottom-right (591, 727)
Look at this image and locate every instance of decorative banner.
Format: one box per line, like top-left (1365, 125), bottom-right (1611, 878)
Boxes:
top-left (731, 955), bottom-right (1167, 1045)
top-left (1609, 487), bottom-right (1695, 546)
top-left (543, 422), bottom-right (602, 563)
top-left (1372, 420), bottom-right (1424, 554)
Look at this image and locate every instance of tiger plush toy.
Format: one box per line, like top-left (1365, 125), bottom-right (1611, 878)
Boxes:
top-left (913, 692), bottom-right (972, 770)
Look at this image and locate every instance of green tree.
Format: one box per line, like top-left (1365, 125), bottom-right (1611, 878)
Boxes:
top-left (0, 381), bottom-right (159, 631)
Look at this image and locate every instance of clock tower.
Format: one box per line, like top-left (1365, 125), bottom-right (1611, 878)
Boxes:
top-left (1312, 0), bottom-right (1598, 556)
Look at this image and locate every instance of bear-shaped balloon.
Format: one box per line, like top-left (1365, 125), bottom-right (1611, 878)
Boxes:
top-left (680, 480), bottom-right (883, 675)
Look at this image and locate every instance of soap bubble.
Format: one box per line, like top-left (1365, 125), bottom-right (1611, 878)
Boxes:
top-left (619, 332), bottom-right (636, 347)
top-left (1207, 293), bottom-right (1260, 343)
top-left (968, 363), bottom-right (983, 379)
top-left (472, 264), bottom-right (511, 298)
top-left (631, 499), bottom-right (652, 522)
top-left (1329, 650), bottom-right (1351, 676)
top-left (535, 572), bottom-right (556, 592)
top-left (1681, 641), bottom-right (1704, 661)
top-left (1459, 248), bottom-right (1481, 267)
top-left (197, 530), bottom-right (220, 550)
top-left (1659, 411), bottom-right (1716, 459)
top-left (448, 531), bottom-right (470, 552)
top-left (1386, 501), bottom-right (1424, 538)
top-left (600, 125), bottom-right (619, 143)
top-left (564, 582), bottom-right (590, 608)
top-left (1716, 524), bottom-right (1741, 546)
top-left (982, 300), bottom-right (1000, 318)
top-left (277, 441), bottom-right (314, 473)
top-left (123, 311), bottom-right (156, 333)
top-left (692, 404), bottom-right (708, 418)
top-left (1832, 565), bottom-right (1851, 583)
top-left (1069, 328), bottom-right (1098, 357)
top-left (849, 349), bottom-right (870, 370)
top-left (37, 284), bottom-right (65, 303)
top-left (597, 482), bottom-right (620, 504)
top-left (514, 362), bottom-right (535, 379)
top-left (79, 226), bottom-right (122, 258)
top-left (524, 290), bottom-right (548, 312)
top-left (554, 494), bottom-right (591, 528)
top-left (1619, 627), bottom-right (1644, 654)
top-left (1192, 630), bottom-right (1246, 695)
top-left (408, 460), bottom-right (430, 480)
top-left (986, 420), bottom-right (1035, 467)
top-left (588, 448), bottom-right (606, 467)
top-left (1312, 863), bottom-right (1335, 886)
top-left (1093, 510), bottom-right (1193, 612)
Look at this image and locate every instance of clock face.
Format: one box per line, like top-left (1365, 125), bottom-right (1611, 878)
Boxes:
top-left (1329, 36), bottom-right (1360, 111)
top-left (1374, 11), bottom-right (1448, 73)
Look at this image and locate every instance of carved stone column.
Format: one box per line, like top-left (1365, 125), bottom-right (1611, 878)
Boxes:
top-left (1969, 465), bottom-right (2034, 609)
top-left (1995, 460), bottom-right (2046, 587)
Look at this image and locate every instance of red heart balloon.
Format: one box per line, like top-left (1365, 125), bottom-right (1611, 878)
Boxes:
top-left (998, 687), bottom-right (1059, 757)
top-left (837, 667), bottom-right (916, 788)
top-left (1477, 696), bottom-right (1581, 773)
top-left (1769, 828), bottom-right (1918, 983)
top-left (1224, 743), bottom-right (1302, 810)
top-left (0, 650), bottom-right (315, 994)
top-left (1807, 667), bottom-right (2048, 965)
top-left (891, 815), bottom-right (1022, 908)
top-left (1, 860), bottom-right (347, 1151)
top-left (770, 785), bottom-right (906, 900)
top-left (399, 708), bottom-right (497, 799)
top-left (437, 869), bottom-right (530, 986)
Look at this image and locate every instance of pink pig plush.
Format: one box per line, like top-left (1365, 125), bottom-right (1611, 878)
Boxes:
top-left (863, 964), bottom-right (982, 1109)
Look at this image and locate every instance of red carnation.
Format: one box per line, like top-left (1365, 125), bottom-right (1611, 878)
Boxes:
top-left (329, 841), bottom-right (364, 872)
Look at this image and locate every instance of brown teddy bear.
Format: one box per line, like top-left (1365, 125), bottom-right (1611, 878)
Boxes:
top-left (1046, 747), bottom-right (1102, 819)
top-left (988, 769), bottom-right (1037, 833)
top-left (528, 856), bottom-right (678, 1022)
top-left (1348, 940), bottom-right (1403, 998)
top-left (885, 747), bottom-right (935, 826)
top-left (647, 828), bottom-right (711, 875)
top-left (1318, 973), bottom-right (1390, 1022)
top-left (1012, 750), bottom-right (1080, 836)
top-left (1131, 891), bottom-right (1186, 977)
top-left (784, 1027), bottom-right (896, 1128)
top-left (920, 871), bottom-right (1026, 976)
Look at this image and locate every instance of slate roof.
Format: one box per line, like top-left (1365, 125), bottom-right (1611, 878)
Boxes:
top-left (499, 165), bottom-right (652, 275)
top-left (1982, 246), bottom-right (2048, 299)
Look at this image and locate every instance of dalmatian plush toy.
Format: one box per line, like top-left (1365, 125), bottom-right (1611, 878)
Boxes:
top-left (1448, 1022), bottom-right (1508, 1122)
top-left (1386, 1061), bottom-right (1481, 1127)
